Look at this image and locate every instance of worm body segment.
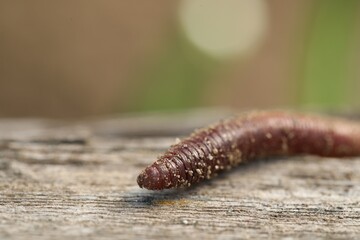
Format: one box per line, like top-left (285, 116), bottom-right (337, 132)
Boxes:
top-left (137, 111), bottom-right (360, 190)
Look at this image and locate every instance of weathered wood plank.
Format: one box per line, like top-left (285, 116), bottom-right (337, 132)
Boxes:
top-left (1, 111), bottom-right (360, 239)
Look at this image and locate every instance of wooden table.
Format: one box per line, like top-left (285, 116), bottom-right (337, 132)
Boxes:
top-left (1, 110), bottom-right (360, 239)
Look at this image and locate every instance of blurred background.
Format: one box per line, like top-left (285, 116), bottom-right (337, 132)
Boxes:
top-left (0, 0), bottom-right (359, 118)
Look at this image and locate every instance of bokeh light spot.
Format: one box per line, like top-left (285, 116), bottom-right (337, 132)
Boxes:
top-left (179, 0), bottom-right (268, 59)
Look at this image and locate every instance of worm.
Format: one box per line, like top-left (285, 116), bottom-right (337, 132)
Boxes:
top-left (137, 110), bottom-right (360, 190)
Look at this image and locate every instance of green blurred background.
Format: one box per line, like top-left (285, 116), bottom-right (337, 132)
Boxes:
top-left (0, 0), bottom-right (359, 118)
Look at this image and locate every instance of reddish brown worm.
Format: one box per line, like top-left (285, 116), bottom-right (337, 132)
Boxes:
top-left (137, 111), bottom-right (360, 190)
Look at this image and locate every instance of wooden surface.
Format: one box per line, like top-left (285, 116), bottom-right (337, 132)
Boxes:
top-left (1, 111), bottom-right (360, 239)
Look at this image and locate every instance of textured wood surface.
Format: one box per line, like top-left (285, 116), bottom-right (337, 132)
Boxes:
top-left (1, 111), bottom-right (360, 239)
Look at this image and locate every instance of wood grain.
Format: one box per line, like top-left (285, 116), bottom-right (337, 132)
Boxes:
top-left (0, 112), bottom-right (360, 239)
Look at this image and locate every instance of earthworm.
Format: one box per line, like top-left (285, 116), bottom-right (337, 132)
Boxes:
top-left (137, 110), bottom-right (360, 190)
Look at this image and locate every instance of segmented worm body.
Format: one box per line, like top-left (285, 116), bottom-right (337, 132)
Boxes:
top-left (137, 111), bottom-right (360, 190)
